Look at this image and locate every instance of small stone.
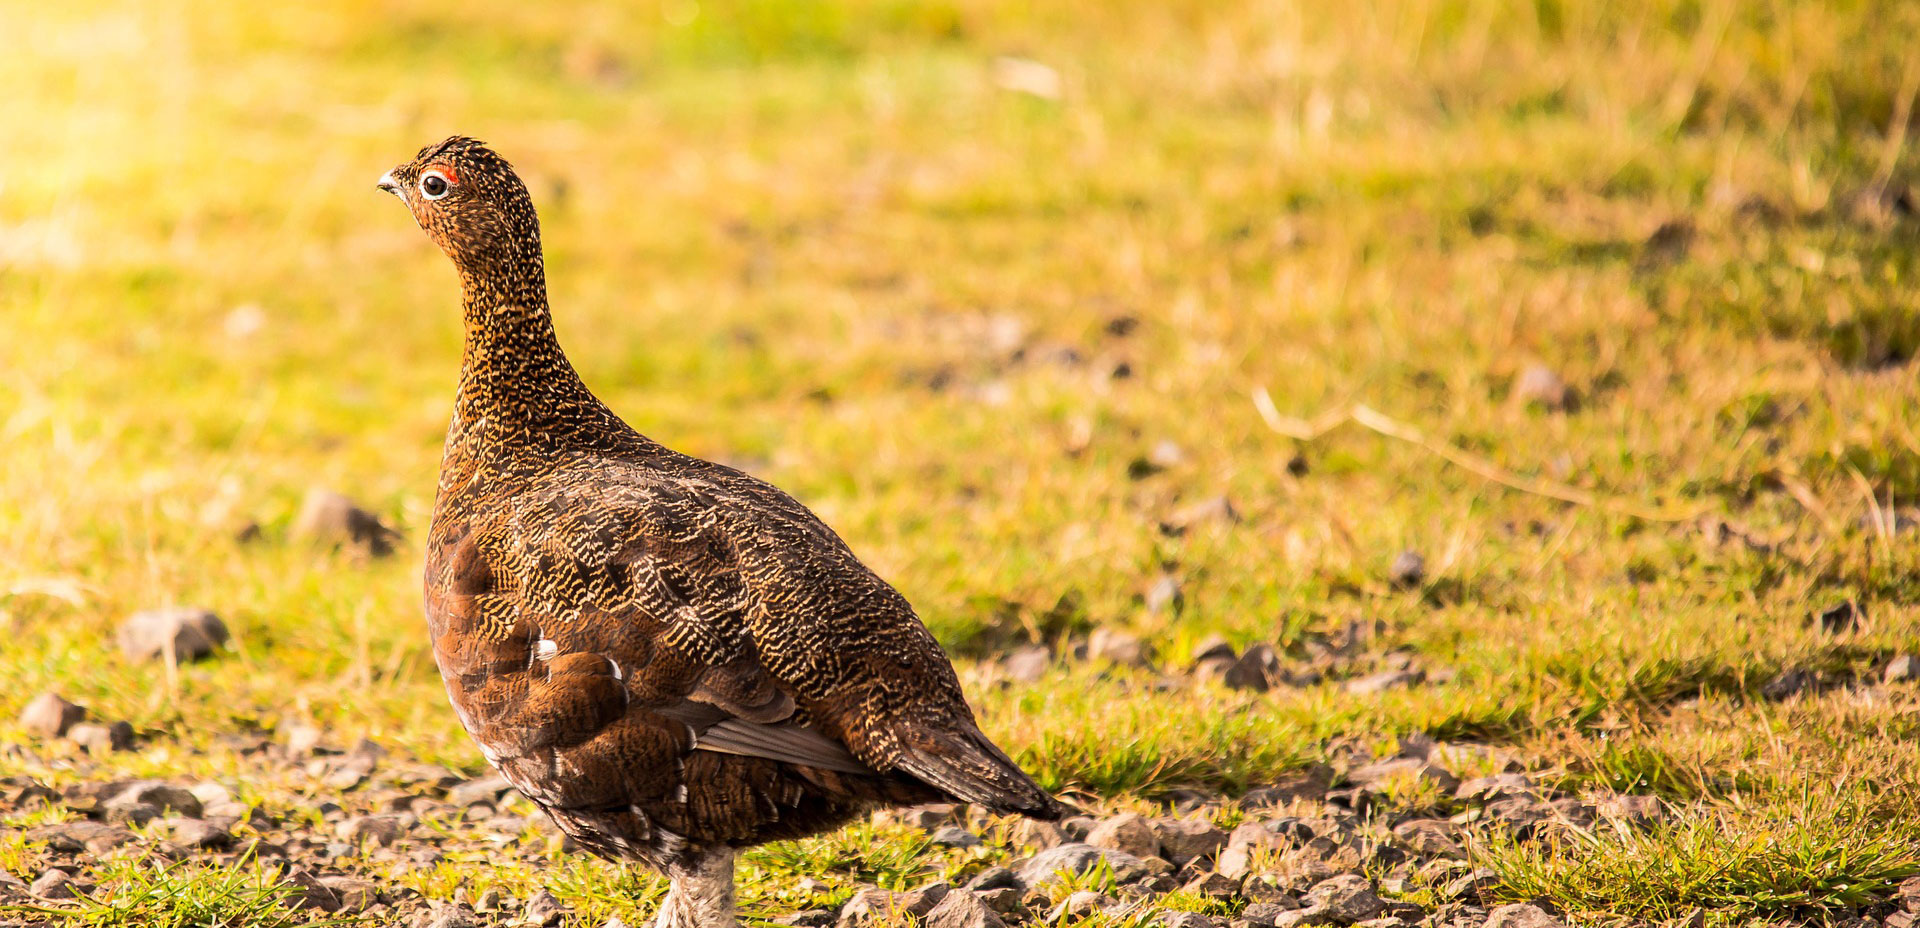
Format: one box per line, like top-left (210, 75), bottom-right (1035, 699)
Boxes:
top-left (1087, 812), bottom-right (1161, 859)
top-left (1454, 774), bottom-right (1537, 803)
top-left (1242, 903), bottom-right (1299, 926)
top-left (1815, 600), bottom-right (1863, 633)
top-left (1886, 655), bottom-right (1920, 683)
top-left (340, 813), bottom-right (409, 846)
top-left (1144, 575), bottom-right (1184, 616)
top-left (447, 773), bottom-right (513, 806)
top-left (1048, 891), bottom-right (1116, 921)
top-left (1243, 766), bottom-right (1334, 807)
top-left (1163, 496), bottom-right (1238, 535)
top-left (890, 804), bottom-right (955, 829)
top-left (1191, 635), bottom-right (1236, 664)
top-left (1762, 668), bottom-right (1811, 700)
top-left (839, 884), bottom-right (950, 927)
top-left (285, 870), bottom-right (340, 912)
top-left (285, 723), bottom-right (327, 756)
top-left (974, 888), bottom-right (1021, 915)
top-left (1009, 818), bottom-right (1068, 850)
top-left (220, 803), bottom-right (274, 829)
top-left (68, 720), bottom-right (136, 753)
top-left (1241, 872), bottom-right (1299, 905)
top-left (189, 781), bottom-right (234, 806)
top-left (776, 912), bottom-right (837, 928)
top-left (1895, 874), bottom-right (1920, 909)
top-left (17, 692), bottom-right (86, 737)
top-left (1155, 912), bottom-right (1215, 928)
top-left (26, 821), bottom-right (135, 854)
top-left (524, 890), bottom-right (569, 927)
top-left (1272, 906), bottom-right (1335, 928)
top-left (925, 889), bottom-right (1006, 928)
top-left (319, 875), bottom-right (380, 913)
top-left (171, 818), bottom-right (234, 850)
top-left (1152, 817), bottom-right (1227, 867)
top-left (1148, 440), bottom-right (1186, 469)
top-left (1194, 654), bottom-right (1238, 685)
top-left (1002, 646), bottom-right (1051, 684)
top-left (1441, 869), bottom-right (1498, 901)
top-left (930, 825), bottom-right (981, 848)
top-left (1218, 822), bottom-right (1292, 879)
top-left (1485, 797), bottom-right (1551, 833)
top-left (966, 867), bottom-right (1019, 892)
top-left (1183, 870), bottom-right (1242, 899)
top-left (1225, 643), bottom-right (1280, 692)
top-left (102, 799), bottom-right (159, 827)
top-left (118, 606), bottom-right (228, 662)
top-left (1015, 843), bottom-right (1147, 890)
top-left (3, 782), bottom-right (57, 810)
top-left (777, 908), bottom-right (850, 928)
top-left (1484, 903), bottom-right (1567, 928)
top-left (1381, 901), bottom-right (1425, 922)
top-left (30, 869), bottom-right (73, 899)
top-left (1089, 627), bottom-right (1150, 666)
top-left (1512, 364), bottom-right (1569, 411)
top-left (326, 739), bottom-right (385, 789)
top-left (1344, 669), bottom-right (1423, 695)
top-left (1638, 218), bottom-right (1695, 268)
top-left (1391, 819), bottom-right (1463, 858)
top-left (1304, 874), bottom-right (1383, 923)
top-left (113, 781), bottom-right (204, 818)
top-left (295, 487), bottom-right (400, 556)
top-left (416, 902), bottom-right (482, 928)
top-left (1387, 551), bottom-right (1425, 588)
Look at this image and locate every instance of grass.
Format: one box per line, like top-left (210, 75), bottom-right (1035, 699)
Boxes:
top-left (3, 856), bottom-right (351, 928)
top-left (5, 0), bottom-right (1920, 924)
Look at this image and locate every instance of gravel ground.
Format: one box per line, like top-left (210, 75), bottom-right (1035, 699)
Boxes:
top-left (0, 719), bottom-right (1741, 928)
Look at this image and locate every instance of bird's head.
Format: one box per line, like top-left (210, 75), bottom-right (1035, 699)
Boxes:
top-left (379, 136), bottom-right (542, 291)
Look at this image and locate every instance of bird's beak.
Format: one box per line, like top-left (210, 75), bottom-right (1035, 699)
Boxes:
top-left (377, 171), bottom-right (403, 199)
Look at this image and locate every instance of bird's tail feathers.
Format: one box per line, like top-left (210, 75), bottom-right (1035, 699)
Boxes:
top-left (884, 717), bottom-right (1067, 820)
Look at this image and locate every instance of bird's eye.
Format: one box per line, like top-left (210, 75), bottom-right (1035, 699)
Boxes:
top-left (419, 171), bottom-right (451, 200)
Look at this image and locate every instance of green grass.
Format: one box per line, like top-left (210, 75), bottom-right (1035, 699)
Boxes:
top-left (6, 0), bottom-right (1920, 923)
top-left (1483, 788), bottom-right (1920, 923)
top-left (1, 856), bottom-right (352, 928)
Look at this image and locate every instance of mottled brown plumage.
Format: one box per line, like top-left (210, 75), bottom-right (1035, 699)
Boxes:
top-left (378, 137), bottom-right (1062, 928)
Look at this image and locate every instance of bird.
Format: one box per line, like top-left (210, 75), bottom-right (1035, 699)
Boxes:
top-left (376, 136), bottom-right (1064, 928)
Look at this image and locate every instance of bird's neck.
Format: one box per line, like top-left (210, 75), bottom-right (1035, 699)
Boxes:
top-left (451, 256), bottom-right (603, 441)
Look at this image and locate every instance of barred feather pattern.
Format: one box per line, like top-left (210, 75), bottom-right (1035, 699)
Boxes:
top-left (381, 137), bottom-right (1063, 877)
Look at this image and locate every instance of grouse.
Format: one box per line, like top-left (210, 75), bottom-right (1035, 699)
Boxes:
top-left (376, 137), bottom-right (1064, 928)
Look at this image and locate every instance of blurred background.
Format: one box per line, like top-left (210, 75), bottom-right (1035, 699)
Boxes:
top-left (6, 1), bottom-right (1920, 924)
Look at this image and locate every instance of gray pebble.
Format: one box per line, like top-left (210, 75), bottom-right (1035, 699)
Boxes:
top-left (117, 607), bottom-right (228, 662)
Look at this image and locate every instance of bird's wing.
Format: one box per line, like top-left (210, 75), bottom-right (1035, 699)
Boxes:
top-left (428, 466), bottom-right (1056, 823)
top-left (682, 466), bottom-right (1066, 818)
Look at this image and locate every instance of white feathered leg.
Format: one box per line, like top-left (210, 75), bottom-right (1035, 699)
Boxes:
top-left (651, 847), bottom-right (737, 928)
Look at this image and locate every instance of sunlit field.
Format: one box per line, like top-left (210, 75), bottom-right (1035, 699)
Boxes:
top-left (5, 2), bottom-right (1920, 925)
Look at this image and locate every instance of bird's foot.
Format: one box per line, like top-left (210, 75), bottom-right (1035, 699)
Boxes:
top-left (651, 847), bottom-right (738, 928)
